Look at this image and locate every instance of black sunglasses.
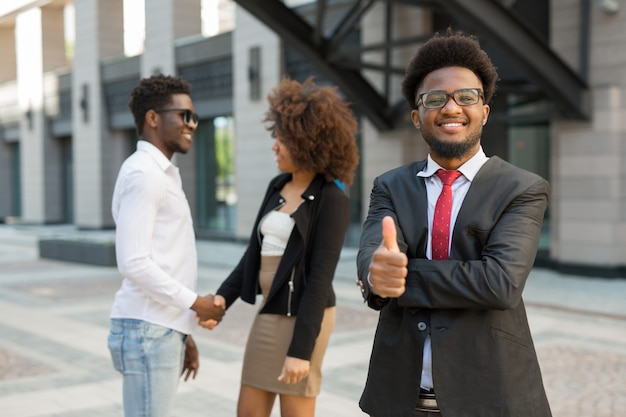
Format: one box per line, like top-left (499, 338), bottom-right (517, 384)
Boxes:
top-left (153, 108), bottom-right (199, 125)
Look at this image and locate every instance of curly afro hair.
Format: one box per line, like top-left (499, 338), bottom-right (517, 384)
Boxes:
top-left (401, 29), bottom-right (498, 111)
top-left (263, 77), bottom-right (360, 185)
top-left (128, 74), bottom-right (192, 136)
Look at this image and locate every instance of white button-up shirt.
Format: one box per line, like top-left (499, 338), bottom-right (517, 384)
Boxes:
top-left (416, 147), bottom-right (489, 390)
top-left (110, 140), bottom-right (198, 335)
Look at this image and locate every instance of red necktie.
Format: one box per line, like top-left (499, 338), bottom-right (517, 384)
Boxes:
top-left (432, 169), bottom-right (462, 260)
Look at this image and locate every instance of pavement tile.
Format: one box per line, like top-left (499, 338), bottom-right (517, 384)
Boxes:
top-left (0, 348), bottom-right (54, 380)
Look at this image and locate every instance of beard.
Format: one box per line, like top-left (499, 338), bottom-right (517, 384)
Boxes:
top-left (421, 126), bottom-right (482, 160)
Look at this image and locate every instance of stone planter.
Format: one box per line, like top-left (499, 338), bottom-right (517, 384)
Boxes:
top-left (39, 238), bottom-right (116, 267)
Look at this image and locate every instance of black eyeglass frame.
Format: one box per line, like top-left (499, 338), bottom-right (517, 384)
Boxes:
top-left (416, 88), bottom-right (484, 109)
top-left (153, 108), bottom-right (199, 125)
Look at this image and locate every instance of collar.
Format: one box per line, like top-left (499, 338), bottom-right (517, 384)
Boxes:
top-left (271, 173), bottom-right (327, 200)
top-left (417, 147), bottom-right (488, 181)
top-left (137, 140), bottom-right (175, 172)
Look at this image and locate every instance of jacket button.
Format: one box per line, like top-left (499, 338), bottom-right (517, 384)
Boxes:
top-left (356, 279), bottom-right (365, 294)
top-left (418, 322), bottom-right (427, 331)
top-left (307, 195), bottom-right (315, 200)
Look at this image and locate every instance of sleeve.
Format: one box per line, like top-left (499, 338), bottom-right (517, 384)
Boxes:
top-left (287, 187), bottom-right (351, 360)
top-left (114, 169), bottom-right (198, 310)
top-left (356, 176), bottom-right (404, 310)
top-left (216, 248), bottom-right (249, 308)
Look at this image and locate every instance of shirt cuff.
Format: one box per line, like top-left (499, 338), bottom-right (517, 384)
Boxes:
top-left (179, 286), bottom-right (199, 310)
top-left (368, 272), bottom-right (377, 291)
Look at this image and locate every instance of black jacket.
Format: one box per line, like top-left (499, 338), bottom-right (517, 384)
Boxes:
top-left (217, 173), bottom-right (350, 360)
top-left (357, 157), bottom-right (552, 417)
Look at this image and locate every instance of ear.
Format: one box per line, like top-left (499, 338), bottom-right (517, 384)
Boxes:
top-left (145, 109), bottom-right (159, 129)
top-left (410, 110), bottom-right (420, 129)
top-left (482, 104), bottom-right (490, 126)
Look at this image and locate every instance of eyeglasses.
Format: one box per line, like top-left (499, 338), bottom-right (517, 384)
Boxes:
top-left (416, 88), bottom-right (484, 109)
top-left (153, 108), bottom-right (199, 125)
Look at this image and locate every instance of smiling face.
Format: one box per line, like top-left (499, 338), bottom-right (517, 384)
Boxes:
top-left (411, 66), bottom-right (490, 168)
top-left (148, 93), bottom-right (197, 159)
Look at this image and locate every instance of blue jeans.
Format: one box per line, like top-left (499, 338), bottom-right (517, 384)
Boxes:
top-left (108, 319), bottom-right (186, 417)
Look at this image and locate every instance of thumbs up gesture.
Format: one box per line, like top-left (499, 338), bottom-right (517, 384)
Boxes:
top-left (382, 215), bottom-right (400, 252)
top-left (368, 216), bottom-right (408, 298)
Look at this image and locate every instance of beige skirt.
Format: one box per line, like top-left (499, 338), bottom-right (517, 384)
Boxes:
top-left (241, 255), bottom-right (336, 397)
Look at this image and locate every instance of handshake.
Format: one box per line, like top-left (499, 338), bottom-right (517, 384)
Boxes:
top-left (191, 294), bottom-right (227, 330)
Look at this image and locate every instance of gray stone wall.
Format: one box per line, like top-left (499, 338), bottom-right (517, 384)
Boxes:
top-left (550, 0), bottom-right (626, 267)
top-left (232, 6), bottom-right (281, 238)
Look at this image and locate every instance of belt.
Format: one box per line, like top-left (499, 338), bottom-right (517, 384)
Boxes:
top-left (416, 388), bottom-right (440, 413)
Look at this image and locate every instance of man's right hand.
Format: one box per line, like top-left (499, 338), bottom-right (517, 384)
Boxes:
top-left (191, 294), bottom-right (225, 326)
top-left (368, 216), bottom-right (408, 298)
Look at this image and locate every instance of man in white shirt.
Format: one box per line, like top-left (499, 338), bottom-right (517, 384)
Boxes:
top-left (107, 74), bottom-right (224, 417)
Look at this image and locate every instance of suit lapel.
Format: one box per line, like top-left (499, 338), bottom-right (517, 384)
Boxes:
top-left (451, 156), bottom-right (502, 252)
top-left (400, 161), bottom-right (429, 258)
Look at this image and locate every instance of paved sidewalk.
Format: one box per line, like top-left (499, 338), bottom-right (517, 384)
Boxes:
top-left (0, 224), bottom-right (625, 417)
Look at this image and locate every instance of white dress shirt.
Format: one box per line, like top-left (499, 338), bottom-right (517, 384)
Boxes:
top-left (110, 140), bottom-right (199, 335)
top-left (416, 147), bottom-right (489, 390)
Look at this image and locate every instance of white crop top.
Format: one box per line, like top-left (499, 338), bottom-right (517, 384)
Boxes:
top-left (260, 210), bottom-right (296, 256)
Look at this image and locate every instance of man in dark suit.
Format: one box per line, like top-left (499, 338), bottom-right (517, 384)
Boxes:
top-left (356, 31), bottom-right (552, 417)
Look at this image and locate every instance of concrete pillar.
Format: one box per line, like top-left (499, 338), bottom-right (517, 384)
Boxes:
top-left (232, 5), bottom-right (281, 238)
top-left (15, 8), bottom-right (46, 223)
top-left (15, 5), bottom-right (70, 224)
top-left (143, 0), bottom-right (201, 76)
top-left (73, 0), bottom-right (124, 228)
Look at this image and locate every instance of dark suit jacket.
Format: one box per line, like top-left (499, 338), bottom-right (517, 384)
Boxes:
top-left (357, 156), bottom-right (552, 417)
top-left (217, 173), bottom-right (350, 360)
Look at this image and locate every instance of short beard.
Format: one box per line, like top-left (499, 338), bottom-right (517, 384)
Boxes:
top-left (422, 130), bottom-right (481, 160)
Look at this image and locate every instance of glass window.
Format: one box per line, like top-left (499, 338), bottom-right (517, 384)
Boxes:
top-left (196, 116), bottom-right (236, 234)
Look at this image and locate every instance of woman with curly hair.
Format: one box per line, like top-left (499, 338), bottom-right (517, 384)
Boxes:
top-left (201, 77), bottom-right (359, 417)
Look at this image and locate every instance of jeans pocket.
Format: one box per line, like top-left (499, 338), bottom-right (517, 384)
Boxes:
top-left (107, 331), bottom-right (125, 373)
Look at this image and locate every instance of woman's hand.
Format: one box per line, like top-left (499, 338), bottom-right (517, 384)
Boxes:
top-left (277, 356), bottom-right (310, 384)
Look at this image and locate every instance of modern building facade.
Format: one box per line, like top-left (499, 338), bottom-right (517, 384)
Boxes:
top-left (0, 0), bottom-right (625, 276)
